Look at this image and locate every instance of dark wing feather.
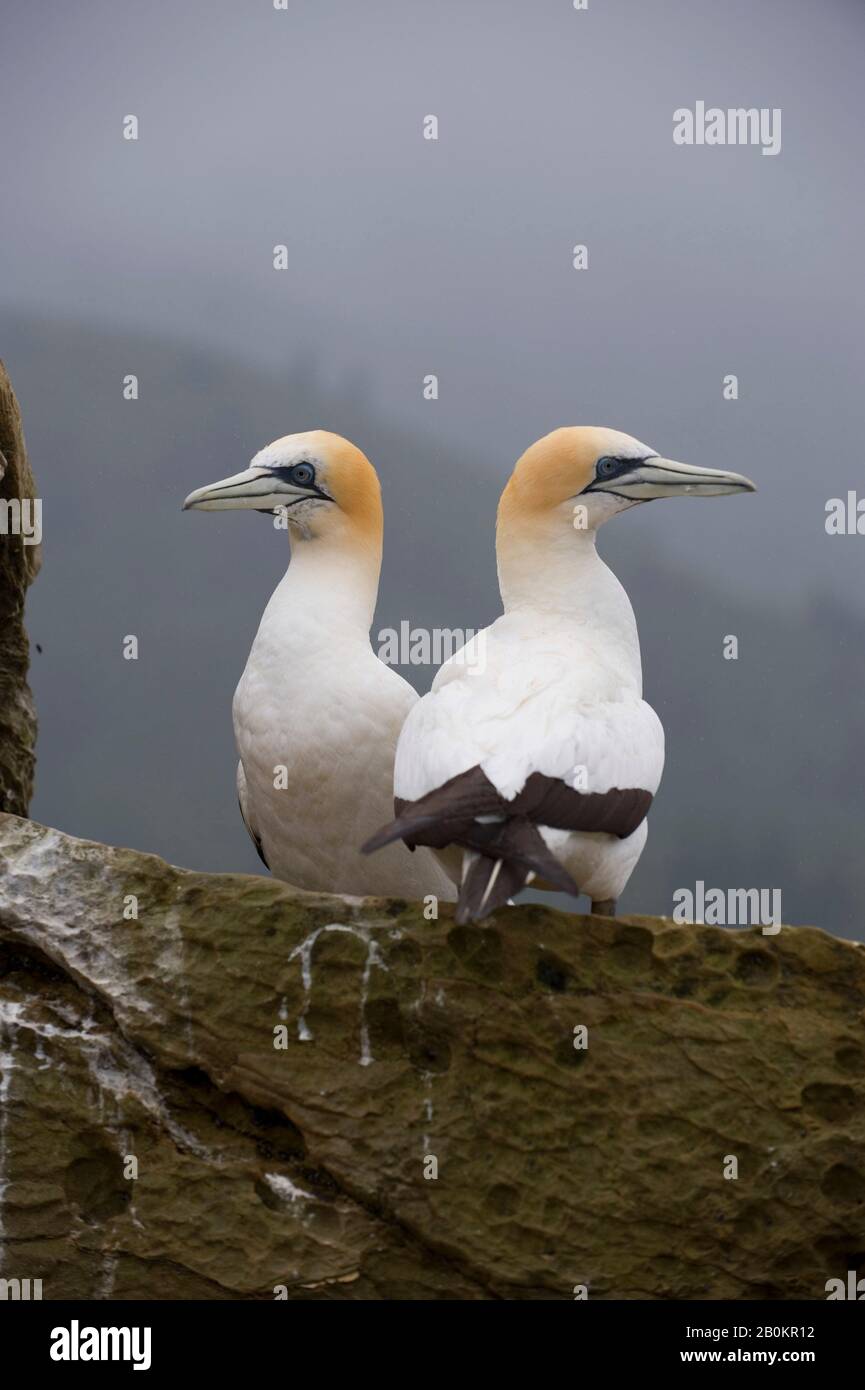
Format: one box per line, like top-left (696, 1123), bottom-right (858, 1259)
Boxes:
top-left (362, 765), bottom-right (651, 923)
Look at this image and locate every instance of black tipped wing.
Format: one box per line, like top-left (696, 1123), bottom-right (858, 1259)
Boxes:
top-left (362, 765), bottom-right (652, 924)
top-left (363, 765), bottom-right (651, 853)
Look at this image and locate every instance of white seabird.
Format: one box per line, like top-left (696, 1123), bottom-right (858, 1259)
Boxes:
top-left (183, 430), bottom-right (455, 902)
top-left (364, 426), bottom-right (755, 923)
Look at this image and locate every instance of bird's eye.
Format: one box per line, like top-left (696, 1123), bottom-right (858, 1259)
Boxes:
top-left (596, 457), bottom-right (620, 478)
top-left (289, 462), bottom-right (315, 486)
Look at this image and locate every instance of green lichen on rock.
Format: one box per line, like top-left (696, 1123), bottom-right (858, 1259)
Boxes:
top-left (0, 813), bottom-right (863, 1300)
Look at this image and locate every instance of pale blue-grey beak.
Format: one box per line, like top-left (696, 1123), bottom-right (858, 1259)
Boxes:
top-left (183, 466), bottom-right (316, 512)
top-left (590, 456), bottom-right (756, 500)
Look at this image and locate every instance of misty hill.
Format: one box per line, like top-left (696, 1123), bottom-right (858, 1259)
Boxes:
top-left (6, 311), bottom-right (864, 938)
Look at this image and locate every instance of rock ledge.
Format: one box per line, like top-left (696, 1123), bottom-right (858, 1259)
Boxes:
top-left (0, 813), bottom-right (863, 1300)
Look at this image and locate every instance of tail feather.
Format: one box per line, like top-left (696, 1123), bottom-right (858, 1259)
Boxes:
top-left (471, 817), bottom-right (580, 898)
top-left (456, 853), bottom-right (530, 925)
top-left (454, 818), bottom-right (581, 924)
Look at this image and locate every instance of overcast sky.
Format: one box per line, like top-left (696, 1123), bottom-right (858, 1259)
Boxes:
top-left (4, 0), bottom-right (865, 602)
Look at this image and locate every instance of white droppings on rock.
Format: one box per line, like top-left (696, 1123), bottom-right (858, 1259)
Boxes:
top-left (84, 1032), bottom-right (216, 1163)
top-left (288, 924), bottom-right (389, 1065)
top-left (0, 1006), bottom-right (20, 1268)
top-left (421, 1071), bottom-right (435, 1154)
top-left (0, 996), bottom-right (218, 1165)
top-left (97, 1252), bottom-right (119, 1300)
top-left (0, 826), bottom-right (163, 1030)
top-left (411, 979), bottom-right (427, 1014)
top-left (265, 1172), bottom-right (315, 1205)
top-left (359, 936), bottom-right (388, 1067)
top-left (158, 906), bottom-right (193, 1049)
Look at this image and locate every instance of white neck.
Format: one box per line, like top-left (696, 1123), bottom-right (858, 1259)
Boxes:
top-left (497, 510), bottom-right (643, 685)
top-left (256, 522), bottom-right (382, 653)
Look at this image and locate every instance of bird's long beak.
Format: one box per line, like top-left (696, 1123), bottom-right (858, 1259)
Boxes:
top-left (183, 466), bottom-right (274, 511)
top-left (591, 457), bottom-right (756, 500)
top-left (182, 467), bottom-right (313, 512)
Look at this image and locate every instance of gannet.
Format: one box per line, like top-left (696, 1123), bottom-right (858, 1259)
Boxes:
top-left (183, 430), bottom-right (455, 902)
top-left (364, 427), bottom-right (755, 923)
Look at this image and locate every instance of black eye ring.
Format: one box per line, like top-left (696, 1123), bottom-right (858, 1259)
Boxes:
top-left (596, 457), bottom-right (620, 478)
top-left (289, 462), bottom-right (315, 486)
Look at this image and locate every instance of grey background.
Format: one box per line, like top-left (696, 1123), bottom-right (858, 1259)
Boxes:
top-left (2, 0), bottom-right (863, 935)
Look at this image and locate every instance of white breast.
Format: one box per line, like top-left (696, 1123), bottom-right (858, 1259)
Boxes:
top-left (234, 581), bottom-right (455, 901)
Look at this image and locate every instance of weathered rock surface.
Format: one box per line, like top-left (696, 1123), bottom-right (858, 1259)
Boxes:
top-left (0, 813), bottom-right (863, 1300)
top-left (0, 364), bottom-right (40, 817)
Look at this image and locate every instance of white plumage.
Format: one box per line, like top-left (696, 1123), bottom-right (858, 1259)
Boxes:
top-left (231, 554), bottom-right (452, 897)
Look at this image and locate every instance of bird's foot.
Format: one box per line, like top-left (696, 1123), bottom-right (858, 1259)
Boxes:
top-left (591, 898), bottom-right (617, 917)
